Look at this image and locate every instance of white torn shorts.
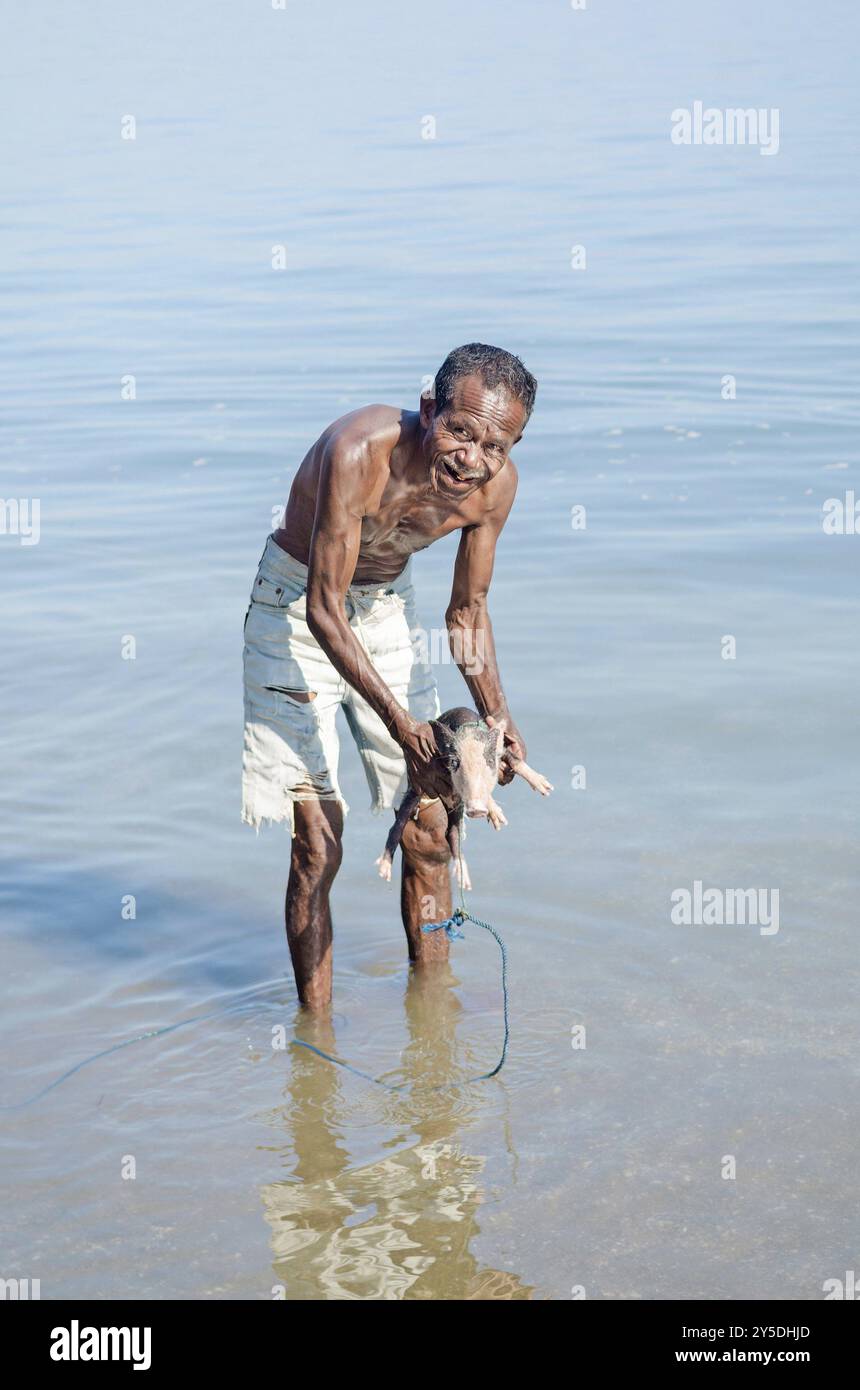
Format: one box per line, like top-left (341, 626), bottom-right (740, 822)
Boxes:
top-left (242, 536), bottom-right (440, 833)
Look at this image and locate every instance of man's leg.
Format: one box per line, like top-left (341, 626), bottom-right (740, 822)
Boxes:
top-left (400, 797), bottom-right (452, 964)
top-left (286, 797), bottom-right (344, 1010)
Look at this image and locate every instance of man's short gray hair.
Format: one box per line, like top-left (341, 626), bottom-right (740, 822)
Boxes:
top-left (430, 343), bottom-right (537, 422)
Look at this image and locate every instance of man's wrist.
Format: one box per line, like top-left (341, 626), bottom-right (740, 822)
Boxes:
top-left (481, 701), bottom-right (510, 724)
top-left (386, 705), bottom-right (413, 741)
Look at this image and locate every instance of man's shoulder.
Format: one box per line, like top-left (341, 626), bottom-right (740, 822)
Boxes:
top-left (322, 403), bottom-right (406, 462)
top-left (480, 456), bottom-right (518, 515)
top-left (456, 458), bottom-right (517, 533)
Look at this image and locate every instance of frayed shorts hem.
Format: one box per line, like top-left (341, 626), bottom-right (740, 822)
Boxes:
top-left (241, 791), bottom-right (350, 836)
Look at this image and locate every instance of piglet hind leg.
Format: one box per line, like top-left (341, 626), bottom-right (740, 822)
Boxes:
top-left (507, 756), bottom-right (554, 797)
top-left (376, 790), bottom-right (420, 880)
top-left (446, 812), bottom-right (472, 892)
top-left (454, 855), bottom-right (472, 892)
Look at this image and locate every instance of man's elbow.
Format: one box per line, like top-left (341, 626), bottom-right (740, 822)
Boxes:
top-left (306, 595), bottom-right (339, 647)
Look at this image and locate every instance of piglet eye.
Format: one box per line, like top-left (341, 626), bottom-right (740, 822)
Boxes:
top-left (448, 755), bottom-right (460, 772)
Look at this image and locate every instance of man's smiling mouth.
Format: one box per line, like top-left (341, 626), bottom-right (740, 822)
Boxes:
top-left (439, 458), bottom-right (480, 489)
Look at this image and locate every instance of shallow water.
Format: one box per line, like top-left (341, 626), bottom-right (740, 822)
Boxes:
top-left (1, 0), bottom-right (858, 1299)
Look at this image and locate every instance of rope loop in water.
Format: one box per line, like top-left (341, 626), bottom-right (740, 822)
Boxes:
top-left (292, 903), bottom-right (510, 1090)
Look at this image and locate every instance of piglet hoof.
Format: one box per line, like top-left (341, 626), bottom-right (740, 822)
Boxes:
top-left (510, 757), bottom-right (554, 797)
top-left (453, 855), bottom-right (472, 893)
top-left (487, 797), bottom-right (508, 831)
top-left (376, 852), bottom-right (393, 882)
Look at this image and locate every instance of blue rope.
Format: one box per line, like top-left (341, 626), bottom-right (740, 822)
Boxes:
top-left (424, 907), bottom-right (510, 1080)
top-left (291, 906), bottom-right (510, 1090)
top-left (0, 995), bottom-right (270, 1111)
top-left (3, 908), bottom-right (510, 1106)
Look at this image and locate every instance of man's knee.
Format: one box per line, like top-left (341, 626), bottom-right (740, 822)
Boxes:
top-left (400, 798), bottom-right (450, 869)
top-left (291, 798), bottom-right (344, 885)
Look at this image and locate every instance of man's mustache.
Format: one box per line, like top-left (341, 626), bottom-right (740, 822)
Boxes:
top-left (437, 456), bottom-right (485, 484)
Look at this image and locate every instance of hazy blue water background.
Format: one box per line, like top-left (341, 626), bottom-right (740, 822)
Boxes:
top-left (1, 0), bottom-right (857, 1298)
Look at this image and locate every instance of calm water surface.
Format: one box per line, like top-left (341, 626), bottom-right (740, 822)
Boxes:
top-left (1, 0), bottom-right (858, 1299)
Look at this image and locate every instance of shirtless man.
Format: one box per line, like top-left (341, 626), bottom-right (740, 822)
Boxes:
top-left (242, 342), bottom-right (537, 1008)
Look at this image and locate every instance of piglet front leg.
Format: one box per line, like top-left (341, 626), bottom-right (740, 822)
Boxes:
top-left (446, 810), bottom-right (472, 892)
top-left (488, 715), bottom-right (553, 799)
top-left (506, 756), bottom-right (554, 797)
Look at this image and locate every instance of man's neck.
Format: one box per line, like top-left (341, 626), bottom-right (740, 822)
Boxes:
top-left (396, 411), bottom-right (433, 494)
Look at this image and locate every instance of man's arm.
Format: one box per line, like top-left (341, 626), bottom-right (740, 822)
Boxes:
top-left (445, 463), bottom-right (526, 771)
top-left (304, 438), bottom-right (437, 784)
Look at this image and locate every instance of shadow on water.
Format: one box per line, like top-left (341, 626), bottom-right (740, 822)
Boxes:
top-left (0, 856), bottom-right (271, 990)
top-left (0, 852), bottom-right (291, 1116)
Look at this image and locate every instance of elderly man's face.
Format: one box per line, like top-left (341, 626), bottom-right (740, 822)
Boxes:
top-left (421, 373), bottom-right (526, 500)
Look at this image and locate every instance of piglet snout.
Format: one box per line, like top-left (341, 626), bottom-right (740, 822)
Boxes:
top-left (465, 803), bottom-right (488, 819)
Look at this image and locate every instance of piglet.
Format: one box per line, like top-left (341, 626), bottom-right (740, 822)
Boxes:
top-left (375, 706), bottom-right (552, 889)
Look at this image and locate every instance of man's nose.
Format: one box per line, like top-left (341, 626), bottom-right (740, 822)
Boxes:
top-left (454, 444), bottom-right (479, 470)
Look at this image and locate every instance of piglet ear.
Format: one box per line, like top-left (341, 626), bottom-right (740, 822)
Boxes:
top-left (429, 719), bottom-right (451, 756)
top-left (484, 713), bottom-right (507, 746)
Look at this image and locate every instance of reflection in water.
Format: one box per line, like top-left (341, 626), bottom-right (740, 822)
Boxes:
top-left (261, 968), bottom-right (533, 1300)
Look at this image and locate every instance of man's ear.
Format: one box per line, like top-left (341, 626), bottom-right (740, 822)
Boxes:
top-left (419, 391), bottom-right (436, 428)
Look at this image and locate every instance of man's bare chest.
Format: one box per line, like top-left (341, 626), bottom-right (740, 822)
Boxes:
top-left (360, 495), bottom-right (465, 559)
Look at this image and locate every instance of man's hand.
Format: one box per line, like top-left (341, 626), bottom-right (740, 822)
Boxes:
top-left (485, 713), bottom-right (526, 786)
top-left (391, 712), bottom-right (442, 798)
